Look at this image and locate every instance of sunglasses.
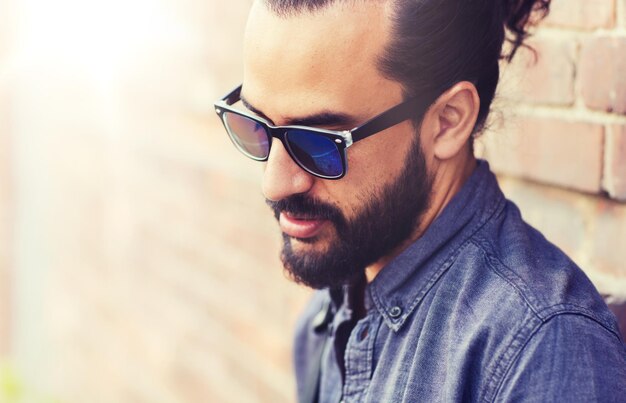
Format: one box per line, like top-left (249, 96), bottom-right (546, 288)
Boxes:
top-left (214, 84), bottom-right (428, 179)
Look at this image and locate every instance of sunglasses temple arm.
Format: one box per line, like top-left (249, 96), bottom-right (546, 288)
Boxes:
top-left (221, 84), bottom-right (243, 105)
top-left (351, 97), bottom-right (429, 142)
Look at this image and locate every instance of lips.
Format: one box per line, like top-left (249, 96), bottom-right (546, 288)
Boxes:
top-left (279, 212), bottom-right (327, 239)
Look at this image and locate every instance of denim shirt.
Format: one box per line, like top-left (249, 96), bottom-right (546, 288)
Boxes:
top-left (293, 160), bottom-right (626, 403)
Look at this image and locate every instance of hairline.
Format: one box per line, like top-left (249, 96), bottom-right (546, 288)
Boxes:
top-left (259, 0), bottom-right (428, 134)
top-left (262, 0), bottom-right (391, 18)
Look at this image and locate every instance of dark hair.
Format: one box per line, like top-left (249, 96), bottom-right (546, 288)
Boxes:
top-left (264, 0), bottom-right (551, 134)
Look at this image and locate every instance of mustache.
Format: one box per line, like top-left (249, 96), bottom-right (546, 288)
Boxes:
top-left (266, 194), bottom-right (345, 224)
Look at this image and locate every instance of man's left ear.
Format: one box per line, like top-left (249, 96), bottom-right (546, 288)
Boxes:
top-left (430, 81), bottom-right (480, 160)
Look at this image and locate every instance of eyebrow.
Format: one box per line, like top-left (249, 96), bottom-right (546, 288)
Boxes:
top-left (240, 94), bottom-right (359, 129)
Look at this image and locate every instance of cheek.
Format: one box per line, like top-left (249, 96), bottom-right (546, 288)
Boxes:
top-left (345, 127), bottom-right (414, 183)
top-left (314, 124), bottom-right (414, 217)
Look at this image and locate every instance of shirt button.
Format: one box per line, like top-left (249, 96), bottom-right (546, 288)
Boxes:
top-left (389, 306), bottom-right (403, 318)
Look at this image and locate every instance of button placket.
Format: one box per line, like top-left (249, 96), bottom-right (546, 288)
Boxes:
top-left (342, 316), bottom-right (379, 402)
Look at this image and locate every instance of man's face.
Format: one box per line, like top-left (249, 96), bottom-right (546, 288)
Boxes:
top-left (242, 1), bottom-right (433, 288)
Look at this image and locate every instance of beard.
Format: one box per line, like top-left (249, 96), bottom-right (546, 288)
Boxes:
top-left (266, 135), bottom-right (432, 289)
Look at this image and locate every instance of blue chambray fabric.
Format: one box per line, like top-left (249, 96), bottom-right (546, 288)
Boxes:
top-left (293, 160), bottom-right (626, 403)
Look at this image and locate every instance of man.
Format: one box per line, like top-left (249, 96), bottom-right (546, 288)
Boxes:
top-left (214, 0), bottom-right (626, 401)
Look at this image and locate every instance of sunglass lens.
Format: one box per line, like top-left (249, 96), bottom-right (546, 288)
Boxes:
top-left (223, 112), bottom-right (270, 159)
top-left (286, 130), bottom-right (343, 178)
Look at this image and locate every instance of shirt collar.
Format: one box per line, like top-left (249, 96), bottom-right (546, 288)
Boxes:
top-left (366, 159), bottom-right (506, 332)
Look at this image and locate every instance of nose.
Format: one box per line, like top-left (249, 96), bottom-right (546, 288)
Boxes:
top-left (262, 139), bottom-right (315, 201)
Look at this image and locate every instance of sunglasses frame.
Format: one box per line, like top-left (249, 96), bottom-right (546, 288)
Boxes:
top-left (214, 84), bottom-right (429, 179)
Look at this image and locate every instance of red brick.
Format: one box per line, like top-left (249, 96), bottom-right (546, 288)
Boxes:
top-left (545, 0), bottom-right (616, 30)
top-left (604, 124), bottom-right (626, 200)
top-left (591, 200), bottom-right (626, 277)
top-left (506, 38), bottom-right (576, 106)
top-left (484, 117), bottom-right (604, 193)
top-left (580, 36), bottom-right (626, 114)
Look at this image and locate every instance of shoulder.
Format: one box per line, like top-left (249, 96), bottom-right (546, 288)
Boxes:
top-left (494, 313), bottom-right (626, 402)
top-left (462, 198), bottom-right (621, 338)
top-left (433, 198), bottom-right (626, 400)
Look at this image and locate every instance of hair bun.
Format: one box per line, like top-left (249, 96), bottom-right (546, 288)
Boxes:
top-left (501, 0), bottom-right (551, 61)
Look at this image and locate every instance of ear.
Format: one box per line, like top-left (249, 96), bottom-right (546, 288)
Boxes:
top-left (423, 81), bottom-right (480, 161)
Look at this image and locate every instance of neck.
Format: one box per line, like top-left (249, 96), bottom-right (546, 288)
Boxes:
top-left (365, 154), bottom-right (477, 283)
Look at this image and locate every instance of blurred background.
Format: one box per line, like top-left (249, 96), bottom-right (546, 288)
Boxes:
top-left (0, 0), bottom-right (624, 402)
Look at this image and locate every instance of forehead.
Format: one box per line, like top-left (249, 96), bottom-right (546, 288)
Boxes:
top-left (242, 0), bottom-right (399, 118)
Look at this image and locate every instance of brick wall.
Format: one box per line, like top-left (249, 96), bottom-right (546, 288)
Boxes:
top-left (479, 0), bottom-right (626, 332)
top-left (0, 1), bottom-right (624, 403)
top-left (3, 0), bottom-right (308, 402)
